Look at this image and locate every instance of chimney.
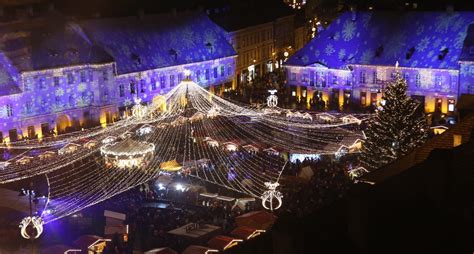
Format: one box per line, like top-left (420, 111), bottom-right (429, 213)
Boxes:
top-left (171, 8), bottom-right (177, 17)
top-left (350, 6), bottom-right (357, 21)
top-left (137, 8), bottom-right (145, 20)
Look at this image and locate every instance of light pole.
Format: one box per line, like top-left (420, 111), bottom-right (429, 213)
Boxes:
top-left (19, 183), bottom-right (44, 247)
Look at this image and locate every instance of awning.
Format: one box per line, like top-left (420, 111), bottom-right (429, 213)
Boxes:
top-left (160, 160), bottom-right (182, 172)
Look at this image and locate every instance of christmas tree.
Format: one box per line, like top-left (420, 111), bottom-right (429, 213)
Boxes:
top-left (361, 71), bottom-right (429, 171)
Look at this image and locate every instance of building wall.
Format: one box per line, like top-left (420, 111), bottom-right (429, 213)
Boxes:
top-left (0, 56), bottom-right (236, 143)
top-left (226, 15), bottom-right (295, 86)
top-left (459, 61), bottom-right (474, 95)
top-left (0, 63), bottom-right (117, 142)
top-left (286, 64), bottom-right (459, 114)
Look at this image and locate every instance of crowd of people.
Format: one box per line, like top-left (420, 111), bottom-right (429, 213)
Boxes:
top-left (280, 155), bottom-right (354, 218)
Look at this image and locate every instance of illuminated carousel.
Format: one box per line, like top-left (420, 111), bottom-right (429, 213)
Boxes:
top-left (101, 139), bottom-right (155, 169)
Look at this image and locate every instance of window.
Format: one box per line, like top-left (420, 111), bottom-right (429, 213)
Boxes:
top-left (140, 79), bottom-right (146, 93)
top-left (360, 91), bottom-right (367, 106)
top-left (67, 73), bottom-right (74, 84)
top-left (170, 75), bottom-right (175, 87)
top-left (196, 70), bottom-right (201, 82)
top-left (80, 71), bottom-right (86, 82)
top-left (391, 72), bottom-right (397, 80)
top-left (130, 81), bottom-right (136, 94)
top-left (25, 79), bottom-right (33, 91)
top-left (6, 104), bottom-right (13, 117)
top-left (332, 75), bottom-right (338, 84)
top-left (205, 69), bottom-right (210, 80)
top-left (54, 76), bottom-right (60, 87)
top-left (448, 99), bottom-right (455, 112)
top-left (41, 98), bottom-right (47, 109)
top-left (451, 75), bottom-right (457, 88)
top-left (69, 95), bottom-right (75, 106)
top-left (102, 70), bottom-right (108, 81)
top-left (119, 84), bottom-right (125, 97)
top-left (151, 78), bottom-right (157, 90)
top-left (220, 65), bottom-right (225, 77)
top-left (39, 77), bottom-right (46, 90)
top-left (55, 96), bottom-right (61, 104)
top-left (88, 70), bottom-right (93, 81)
top-left (372, 71), bottom-right (377, 83)
top-left (453, 134), bottom-right (462, 147)
top-left (346, 77), bottom-right (351, 86)
top-left (213, 67), bottom-right (218, 79)
top-left (227, 66), bottom-right (232, 76)
top-left (291, 73), bottom-right (296, 81)
top-left (415, 73), bottom-right (421, 87)
top-left (160, 76), bottom-right (166, 89)
top-left (26, 101), bottom-right (34, 114)
top-left (435, 76), bottom-right (442, 86)
top-left (359, 71), bottom-right (366, 84)
top-left (178, 73), bottom-right (183, 83)
top-left (302, 74), bottom-right (309, 83)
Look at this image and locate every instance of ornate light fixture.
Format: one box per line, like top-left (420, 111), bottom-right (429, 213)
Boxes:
top-left (131, 97), bottom-right (148, 119)
top-left (261, 182), bottom-right (283, 211)
top-left (19, 216), bottom-right (44, 239)
top-left (267, 89), bottom-right (278, 108)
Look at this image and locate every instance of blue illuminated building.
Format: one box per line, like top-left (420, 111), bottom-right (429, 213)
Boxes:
top-left (0, 12), bottom-right (236, 143)
top-left (285, 11), bottom-right (474, 114)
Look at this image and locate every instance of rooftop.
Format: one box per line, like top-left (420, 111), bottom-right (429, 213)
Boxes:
top-left (286, 11), bottom-right (474, 69)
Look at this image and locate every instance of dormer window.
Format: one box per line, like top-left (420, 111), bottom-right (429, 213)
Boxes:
top-left (205, 42), bottom-right (214, 53)
top-left (406, 47), bottom-right (415, 60)
top-left (375, 45), bottom-right (384, 57)
top-left (438, 47), bottom-right (449, 60)
top-left (131, 53), bottom-right (141, 65)
top-left (169, 49), bottom-right (178, 61)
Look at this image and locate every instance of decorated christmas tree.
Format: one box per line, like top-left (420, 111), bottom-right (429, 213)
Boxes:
top-left (361, 70), bottom-right (429, 171)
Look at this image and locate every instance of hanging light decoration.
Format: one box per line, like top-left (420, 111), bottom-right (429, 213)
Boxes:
top-left (266, 89), bottom-right (278, 108)
top-left (19, 216), bottom-right (44, 239)
top-left (261, 182), bottom-right (283, 211)
top-left (131, 97), bottom-right (148, 119)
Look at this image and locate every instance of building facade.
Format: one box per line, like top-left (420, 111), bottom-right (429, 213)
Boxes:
top-left (209, 3), bottom-right (295, 87)
top-left (285, 11), bottom-right (474, 114)
top-left (0, 12), bottom-right (236, 143)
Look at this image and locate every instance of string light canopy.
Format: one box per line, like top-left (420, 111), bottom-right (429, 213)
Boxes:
top-left (1, 74), bottom-right (366, 225)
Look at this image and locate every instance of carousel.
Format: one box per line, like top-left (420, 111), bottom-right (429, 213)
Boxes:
top-left (101, 139), bottom-right (155, 169)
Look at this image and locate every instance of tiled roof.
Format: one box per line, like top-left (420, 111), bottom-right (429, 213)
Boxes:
top-left (0, 18), bottom-right (113, 72)
top-left (0, 52), bottom-right (21, 97)
top-left (79, 12), bottom-right (236, 75)
top-left (286, 11), bottom-right (474, 70)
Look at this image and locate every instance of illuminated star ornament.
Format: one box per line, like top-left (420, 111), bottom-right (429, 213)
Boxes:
top-left (266, 89), bottom-right (278, 108)
top-left (19, 216), bottom-right (44, 239)
top-left (261, 182), bottom-right (283, 211)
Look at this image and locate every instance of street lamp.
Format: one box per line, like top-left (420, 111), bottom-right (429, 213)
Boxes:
top-left (19, 185), bottom-right (44, 240)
